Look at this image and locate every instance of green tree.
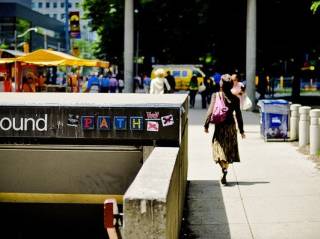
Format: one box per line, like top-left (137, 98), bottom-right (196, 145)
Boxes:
top-left (311, 1), bottom-right (320, 13)
top-left (72, 39), bottom-right (96, 59)
top-left (83, 0), bottom-right (124, 63)
top-left (83, 0), bottom-right (214, 67)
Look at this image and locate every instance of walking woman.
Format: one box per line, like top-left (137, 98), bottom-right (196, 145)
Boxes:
top-left (204, 74), bottom-right (245, 185)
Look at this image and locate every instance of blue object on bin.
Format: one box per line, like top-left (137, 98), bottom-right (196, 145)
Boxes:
top-left (257, 100), bottom-right (290, 140)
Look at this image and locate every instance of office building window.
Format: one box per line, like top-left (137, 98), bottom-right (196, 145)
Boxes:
top-left (68, 3), bottom-right (72, 8)
top-left (75, 2), bottom-right (80, 8)
top-left (53, 2), bottom-right (57, 8)
top-left (53, 14), bottom-right (57, 19)
top-left (61, 13), bottom-right (65, 20)
top-left (38, 2), bottom-right (43, 8)
top-left (61, 2), bottom-right (64, 8)
top-left (32, 2), bottom-right (36, 8)
top-left (46, 2), bottom-right (50, 8)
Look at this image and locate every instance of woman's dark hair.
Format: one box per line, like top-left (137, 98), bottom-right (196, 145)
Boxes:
top-left (221, 74), bottom-right (233, 94)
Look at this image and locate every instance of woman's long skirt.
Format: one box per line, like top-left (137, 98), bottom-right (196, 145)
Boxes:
top-left (212, 122), bottom-right (240, 164)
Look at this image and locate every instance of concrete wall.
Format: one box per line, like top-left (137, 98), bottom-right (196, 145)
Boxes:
top-left (123, 146), bottom-right (187, 239)
top-left (0, 145), bottom-right (142, 195)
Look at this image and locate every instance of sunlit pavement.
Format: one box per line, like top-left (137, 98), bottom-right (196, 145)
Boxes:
top-left (186, 94), bottom-right (320, 239)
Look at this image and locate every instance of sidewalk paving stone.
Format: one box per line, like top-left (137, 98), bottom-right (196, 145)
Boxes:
top-left (185, 99), bottom-right (320, 239)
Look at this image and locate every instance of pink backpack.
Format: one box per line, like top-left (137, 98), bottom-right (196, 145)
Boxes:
top-left (210, 92), bottom-right (229, 124)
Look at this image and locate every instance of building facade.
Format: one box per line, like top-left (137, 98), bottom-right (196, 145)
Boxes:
top-left (0, 0), bottom-right (32, 8)
top-left (31, 0), bottom-right (96, 42)
top-left (0, 2), bottom-right (65, 52)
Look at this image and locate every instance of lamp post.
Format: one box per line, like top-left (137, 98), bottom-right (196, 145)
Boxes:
top-left (14, 27), bottom-right (38, 50)
top-left (64, 0), bottom-right (70, 53)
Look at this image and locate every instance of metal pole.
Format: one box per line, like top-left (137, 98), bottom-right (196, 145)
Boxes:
top-left (246, 0), bottom-right (257, 110)
top-left (44, 31), bottom-right (47, 49)
top-left (14, 30), bottom-right (17, 51)
top-left (64, 0), bottom-right (70, 53)
top-left (14, 30), bottom-right (18, 91)
top-left (124, 0), bottom-right (134, 93)
top-left (135, 30), bottom-right (139, 76)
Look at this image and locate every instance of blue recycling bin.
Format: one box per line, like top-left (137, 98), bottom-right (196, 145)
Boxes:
top-left (257, 99), bottom-right (290, 141)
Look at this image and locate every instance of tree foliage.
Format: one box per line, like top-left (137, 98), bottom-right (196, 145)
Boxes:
top-left (83, 0), bottom-right (124, 62)
top-left (82, 0), bottom-right (224, 67)
top-left (83, 0), bottom-right (247, 72)
top-left (311, 1), bottom-right (320, 14)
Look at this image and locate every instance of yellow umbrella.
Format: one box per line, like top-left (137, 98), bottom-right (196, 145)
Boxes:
top-left (74, 59), bottom-right (110, 68)
top-left (0, 58), bottom-right (15, 64)
top-left (17, 49), bottom-right (81, 66)
top-left (16, 49), bottom-right (109, 68)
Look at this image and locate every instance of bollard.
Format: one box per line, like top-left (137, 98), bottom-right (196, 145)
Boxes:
top-left (290, 104), bottom-right (301, 141)
top-left (310, 109), bottom-right (320, 155)
top-left (299, 106), bottom-right (311, 147)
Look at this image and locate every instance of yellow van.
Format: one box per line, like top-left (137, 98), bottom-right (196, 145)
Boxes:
top-left (151, 65), bottom-right (205, 90)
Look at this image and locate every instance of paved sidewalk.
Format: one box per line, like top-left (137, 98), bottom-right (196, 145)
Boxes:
top-left (186, 101), bottom-right (320, 239)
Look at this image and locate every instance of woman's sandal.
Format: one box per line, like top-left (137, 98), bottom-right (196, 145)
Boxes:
top-left (221, 169), bottom-right (228, 185)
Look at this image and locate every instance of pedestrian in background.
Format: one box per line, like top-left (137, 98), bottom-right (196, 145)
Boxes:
top-left (189, 75), bottom-right (198, 108)
top-left (204, 76), bottom-right (215, 105)
top-left (150, 68), bottom-right (171, 94)
top-left (22, 72), bottom-right (36, 92)
top-left (231, 73), bottom-right (245, 105)
top-left (100, 74), bottom-right (110, 93)
top-left (86, 73), bottom-right (100, 93)
top-left (199, 81), bottom-right (207, 109)
top-left (213, 72), bottom-right (221, 92)
top-left (204, 74), bottom-right (245, 185)
top-left (109, 74), bottom-right (118, 93)
top-left (67, 73), bottom-right (79, 92)
top-left (165, 71), bottom-right (176, 93)
top-left (0, 74), bottom-right (5, 92)
top-left (143, 73), bottom-right (151, 93)
top-left (133, 74), bottom-right (142, 93)
top-left (117, 74), bottom-right (124, 93)
top-left (37, 74), bottom-right (47, 92)
top-left (3, 73), bottom-right (12, 92)
top-left (81, 76), bottom-right (88, 92)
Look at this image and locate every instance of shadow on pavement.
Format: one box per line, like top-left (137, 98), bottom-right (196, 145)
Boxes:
top-left (180, 180), bottom-right (231, 239)
top-left (226, 181), bottom-right (270, 187)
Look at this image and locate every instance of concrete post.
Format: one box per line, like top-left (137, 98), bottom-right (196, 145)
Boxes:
top-left (299, 106), bottom-right (311, 147)
top-left (246, 0), bottom-right (257, 110)
top-left (310, 109), bottom-right (320, 155)
top-left (64, 0), bottom-right (70, 53)
top-left (289, 104), bottom-right (301, 141)
top-left (124, 0), bottom-right (134, 93)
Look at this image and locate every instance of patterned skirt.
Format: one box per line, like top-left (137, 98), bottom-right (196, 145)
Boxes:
top-left (212, 122), bottom-right (240, 164)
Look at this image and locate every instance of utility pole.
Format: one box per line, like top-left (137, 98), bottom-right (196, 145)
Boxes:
top-left (44, 30), bottom-right (47, 49)
top-left (246, 0), bottom-right (257, 110)
top-left (135, 30), bottom-right (139, 76)
top-left (64, 0), bottom-right (70, 53)
top-left (124, 0), bottom-right (134, 93)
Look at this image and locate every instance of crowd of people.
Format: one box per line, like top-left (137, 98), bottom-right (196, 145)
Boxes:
top-left (1, 68), bottom-right (249, 112)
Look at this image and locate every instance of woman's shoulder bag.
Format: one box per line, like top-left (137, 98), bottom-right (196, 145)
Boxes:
top-left (210, 92), bottom-right (229, 124)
